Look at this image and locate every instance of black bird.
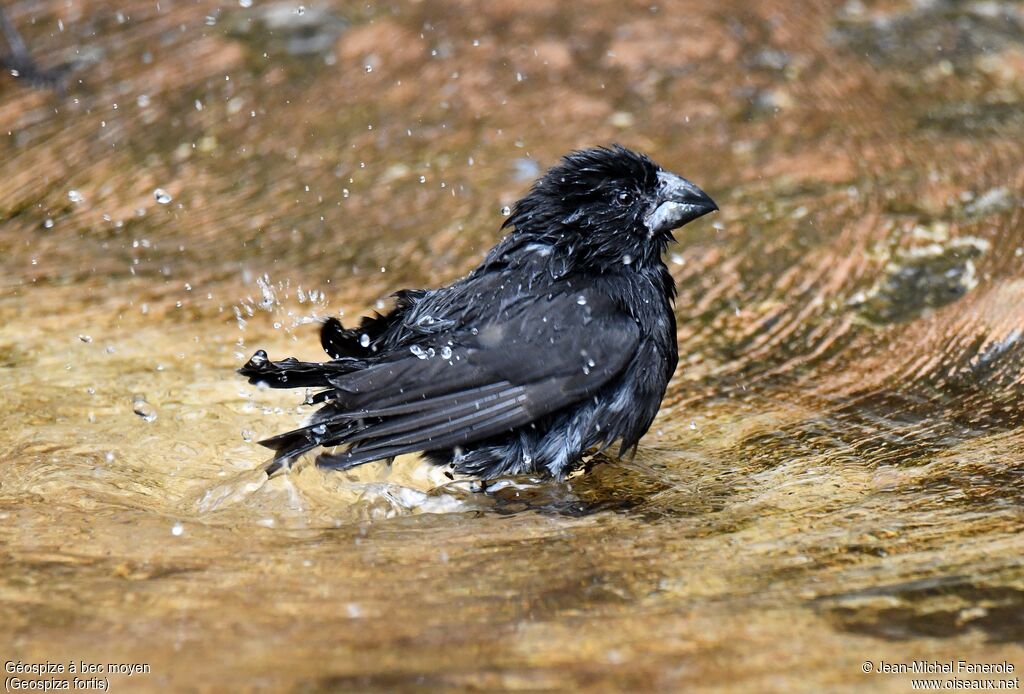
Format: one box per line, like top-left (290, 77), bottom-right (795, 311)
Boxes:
top-left (240, 145), bottom-right (717, 479)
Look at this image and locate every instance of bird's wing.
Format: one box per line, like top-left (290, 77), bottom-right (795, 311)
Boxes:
top-left (267, 286), bottom-right (639, 468)
top-left (320, 289), bottom-right (427, 358)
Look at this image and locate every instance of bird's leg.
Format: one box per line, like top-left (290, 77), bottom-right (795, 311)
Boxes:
top-left (0, 6), bottom-right (72, 91)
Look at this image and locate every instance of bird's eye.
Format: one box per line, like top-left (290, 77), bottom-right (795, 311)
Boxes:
top-left (615, 191), bottom-right (635, 206)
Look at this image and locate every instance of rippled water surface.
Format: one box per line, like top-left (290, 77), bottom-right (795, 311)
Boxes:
top-left (1, 0), bottom-right (1022, 690)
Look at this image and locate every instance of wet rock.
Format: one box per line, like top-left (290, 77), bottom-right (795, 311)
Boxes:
top-left (820, 579), bottom-right (1024, 643)
top-left (964, 328), bottom-right (1024, 384)
top-left (974, 45), bottom-right (1024, 85)
top-left (849, 236), bottom-right (990, 325)
top-left (832, 0), bottom-right (1024, 69)
top-left (962, 186), bottom-right (1016, 218)
top-left (227, 3), bottom-right (348, 58)
top-left (919, 99), bottom-right (1024, 134)
top-left (532, 40), bottom-right (574, 73)
top-left (745, 47), bottom-right (792, 73)
top-left (334, 20), bottom-right (423, 72)
top-left (735, 86), bottom-right (794, 120)
top-left (603, 15), bottom-right (738, 75)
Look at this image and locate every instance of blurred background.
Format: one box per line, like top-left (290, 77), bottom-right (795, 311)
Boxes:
top-left (1, 0), bottom-right (1022, 690)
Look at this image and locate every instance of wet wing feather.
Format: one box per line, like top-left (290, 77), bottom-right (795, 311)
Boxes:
top-left (266, 287), bottom-right (639, 466)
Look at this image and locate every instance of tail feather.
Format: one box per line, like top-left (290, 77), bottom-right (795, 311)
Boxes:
top-left (241, 343), bottom-right (537, 474)
top-left (240, 349), bottom-right (375, 468)
top-left (238, 350), bottom-right (363, 389)
top-left (258, 414), bottom-right (366, 464)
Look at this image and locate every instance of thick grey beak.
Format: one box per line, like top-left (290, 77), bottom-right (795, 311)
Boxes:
top-left (644, 170), bottom-right (718, 237)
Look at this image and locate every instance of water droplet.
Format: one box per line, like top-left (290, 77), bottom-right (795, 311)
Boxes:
top-left (249, 350), bottom-right (268, 366)
top-left (68, 190), bottom-right (84, 203)
top-left (360, 333), bottom-right (370, 348)
top-left (364, 65), bottom-right (373, 73)
top-left (78, 334), bottom-right (92, 343)
top-left (136, 94), bottom-right (150, 108)
top-left (410, 345), bottom-right (427, 359)
top-left (241, 429), bottom-right (254, 442)
top-left (670, 253), bottom-right (685, 266)
top-left (255, 275), bottom-right (277, 310)
top-left (171, 522), bottom-right (184, 536)
top-left (43, 218), bottom-right (54, 229)
top-left (622, 254), bottom-right (633, 265)
top-left (296, 5), bottom-right (305, 15)
top-left (500, 205), bottom-right (511, 216)
top-left (154, 188), bottom-right (172, 204)
top-left (239, 0), bottom-right (252, 6)
top-left (440, 345), bottom-right (452, 360)
top-left (419, 175), bottom-right (426, 183)
top-left (104, 451), bottom-right (115, 463)
top-left (689, 421), bottom-right (697, 430)
top-left (131, 395), bottom-right (157, 422)
top-left (576, 295), bottom-right (587, 305)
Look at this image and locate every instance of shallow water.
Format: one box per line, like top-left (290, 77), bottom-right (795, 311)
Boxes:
top-left (1, 0), bottom-right (1022, 690)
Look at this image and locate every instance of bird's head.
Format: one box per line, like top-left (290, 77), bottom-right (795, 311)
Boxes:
top-left (502, 145), bottom-right (717, 270)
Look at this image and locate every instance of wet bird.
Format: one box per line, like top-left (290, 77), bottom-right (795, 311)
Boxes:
top-left (240, 145), bottom-right (717, 479)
